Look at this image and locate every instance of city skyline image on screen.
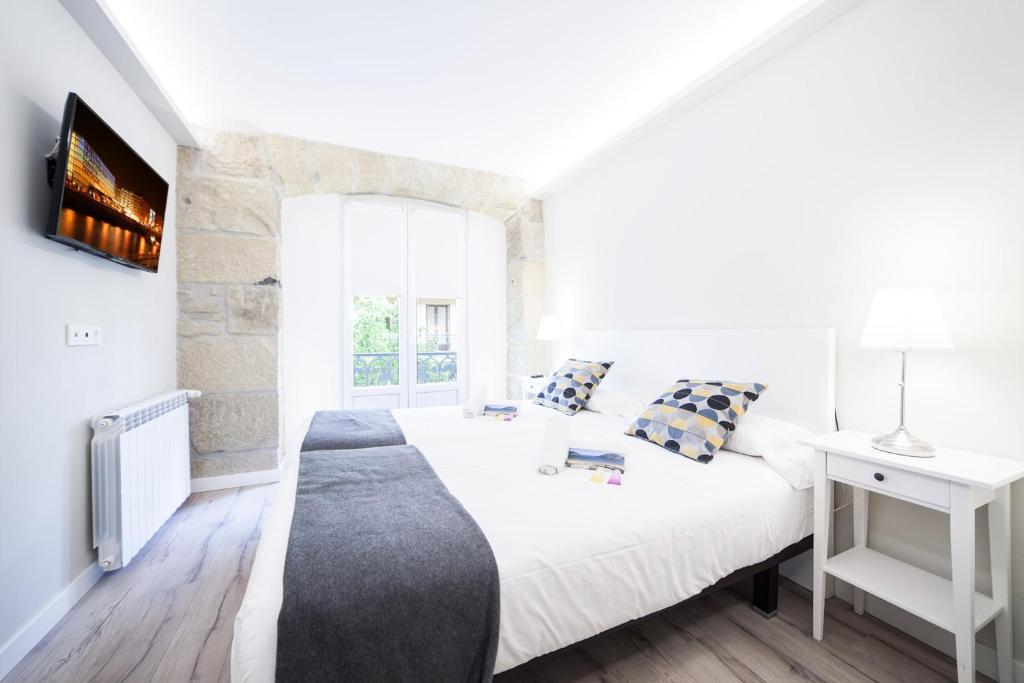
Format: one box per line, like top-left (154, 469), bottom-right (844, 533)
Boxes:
top-left (47, 94), bottom-right (168, 272)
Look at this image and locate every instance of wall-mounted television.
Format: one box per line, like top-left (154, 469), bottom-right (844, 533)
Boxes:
top-left (46, 93), bottom-right (168, 273)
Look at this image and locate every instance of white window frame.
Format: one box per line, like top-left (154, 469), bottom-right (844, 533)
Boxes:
top-left (340, 195), bottom-right (469, 409)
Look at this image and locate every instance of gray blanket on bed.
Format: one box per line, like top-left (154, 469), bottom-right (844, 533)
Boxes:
top-left (276, 445), bottom-right (500, 683)
top-left (300, 409), bottom-right (407, 452)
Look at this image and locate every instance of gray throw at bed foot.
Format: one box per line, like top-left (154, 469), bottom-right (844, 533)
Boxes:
top-left (277, 445), bottom-right (500, 683)
top-left (300, 409), bottom-right (407, 452)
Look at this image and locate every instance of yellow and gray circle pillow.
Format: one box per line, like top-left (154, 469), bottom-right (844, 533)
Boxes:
top-left (626, 380), bottom-right (767, 463)
top-left (534, 359), bottom-right (614, 416)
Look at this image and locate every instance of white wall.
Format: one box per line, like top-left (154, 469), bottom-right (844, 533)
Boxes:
top-left (0, 0), bottom-right (178, 676)
top-left (281, 195), bottom-right (344, 458)
top-left (543, 0), bottom-right (1024, 668)
top-left (467, 210), bottom-right (508, 400)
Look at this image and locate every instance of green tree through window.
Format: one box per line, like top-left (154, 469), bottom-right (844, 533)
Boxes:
top-left (352, 296), bottom-right (399, 386)
top-left (353, 296), bottom-right (399, 353)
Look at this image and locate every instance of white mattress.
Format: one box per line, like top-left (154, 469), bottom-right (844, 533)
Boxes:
top-left (231, 404), bottom-right (812, 681)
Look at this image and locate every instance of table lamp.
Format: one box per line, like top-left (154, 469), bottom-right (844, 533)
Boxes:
top-left (535, 314), bottom-right (562, 378)
top-left (537, 315), bottom-right (562, 342)
top-left (860, 288), bottom-right (952, 457)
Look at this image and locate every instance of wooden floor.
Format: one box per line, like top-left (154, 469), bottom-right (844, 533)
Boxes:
top-left (4, 484), bottom-right (982, 683)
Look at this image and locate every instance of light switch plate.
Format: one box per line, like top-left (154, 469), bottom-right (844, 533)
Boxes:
top-left (67, 324), bottom-right (101, 346)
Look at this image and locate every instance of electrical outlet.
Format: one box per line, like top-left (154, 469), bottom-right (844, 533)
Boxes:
top-left (66, 324), bottom-right (101, 346)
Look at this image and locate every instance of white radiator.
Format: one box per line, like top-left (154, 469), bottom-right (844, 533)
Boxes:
top-left (91, 389), bottom-right (199, 571)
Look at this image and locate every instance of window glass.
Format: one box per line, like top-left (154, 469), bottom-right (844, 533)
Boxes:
top-left (352, 296), bottom-right (399, 387)
top-left (416, 298), bottom-right (457, 384)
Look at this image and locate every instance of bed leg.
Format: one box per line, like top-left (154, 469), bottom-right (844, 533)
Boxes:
top-left (751, 564), bottom-right (779, 618)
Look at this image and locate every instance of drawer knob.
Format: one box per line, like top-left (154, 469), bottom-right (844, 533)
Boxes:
top-left (874, 472), bottom-right (885, 482)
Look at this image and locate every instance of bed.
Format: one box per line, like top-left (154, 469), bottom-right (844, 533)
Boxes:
top-left (232, 327), bottom-right (835, 681)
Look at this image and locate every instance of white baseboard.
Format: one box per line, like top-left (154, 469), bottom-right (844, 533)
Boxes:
top-left (0, 562), bottom-right (103, 680)
top-left (190, 466), bottom-right (281, 493)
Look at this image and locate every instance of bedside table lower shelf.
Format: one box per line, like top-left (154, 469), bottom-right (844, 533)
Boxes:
top-left (824, 547), bottom-right (1000, 633)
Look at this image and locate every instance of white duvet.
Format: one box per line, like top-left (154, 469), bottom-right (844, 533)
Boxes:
top-left (231, 404), bottom-right (812, 681)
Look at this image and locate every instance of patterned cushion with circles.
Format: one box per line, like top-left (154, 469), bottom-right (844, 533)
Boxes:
top-left (534, 359), bottom-right (614, 416)
top-left (626, 380), bottom-right (767, 463)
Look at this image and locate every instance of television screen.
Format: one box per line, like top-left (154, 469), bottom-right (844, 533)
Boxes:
top-left (46, 93), bottom-right (168, 272)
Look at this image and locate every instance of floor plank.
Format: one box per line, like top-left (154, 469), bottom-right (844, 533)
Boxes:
top-left (3, 486), bottom-right (984, 683)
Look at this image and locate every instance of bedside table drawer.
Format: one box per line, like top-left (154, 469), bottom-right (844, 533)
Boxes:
top-left (827, 453), bottom-right (950, 509)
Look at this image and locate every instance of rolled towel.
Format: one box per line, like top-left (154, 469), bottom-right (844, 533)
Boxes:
top-left (538, 414), bottom-right (570, 473)
top-left (462, 386), bottom-right (487, 418)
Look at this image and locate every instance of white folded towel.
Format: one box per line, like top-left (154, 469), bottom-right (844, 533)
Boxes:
top-left (462, 386), bottom-right (487, 418)
top-left (538, 414), bottom-right (570, 473)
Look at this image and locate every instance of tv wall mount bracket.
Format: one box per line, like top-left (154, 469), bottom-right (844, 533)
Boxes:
top-left (45, 138), bottom-right (60, 187)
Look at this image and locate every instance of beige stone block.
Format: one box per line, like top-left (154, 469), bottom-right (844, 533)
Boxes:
top-left (386, 156), bottom-right (437, 201)
top-left (519, 220), bottom-right (545, 261)
top-left (178, 319), bottom-right (224, 337)
top-left (520, 258), bottom-right (546, 285)
top-left (190, 448), bottom-right (279, 479)
top-left (311, 143), bottom-right (357, 194)
top-left (177, 145), bottom-right (204, 177)
top-left (178, 283), bottom-right (224, 320)
top-left (492, 174), bottom-right (526, 214)
top-left (506, 334), bottom-right (524, 379)
top-left (353, 150), bottom-right (388, 194)
top-left (486, 205), bottom-right (520, 222)
top-left (266, 135), bottom-right (317, 196)
top-left (196, 129), bottom-right (271, 178)
top-left (521, 198), bottom-right (544, 222)
top-left (178, 234), bottom-right (278, 284)
top-left (227, 285), bottom-right (279, 334)
top-left (177, 175), bottom-right (279, 235)
top-left (178, 335), bottom-right (277, 392)
top-left (461, 170), bottom-right (498, 213)
top-left (189, 393), bottom-right (279, 454)
top-left (505, 215), bottom-right (524, 261)
top-left (433, 165), bottom-right (467, 207)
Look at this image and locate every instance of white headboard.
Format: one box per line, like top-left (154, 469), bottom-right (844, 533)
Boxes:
top-left (560, 328), bottom-right (836, 434)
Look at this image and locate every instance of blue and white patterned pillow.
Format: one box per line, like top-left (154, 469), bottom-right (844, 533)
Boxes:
top-left (534, 359), bottom-right (613, 416)
top-left (626, 379), bottom-right (767, 463)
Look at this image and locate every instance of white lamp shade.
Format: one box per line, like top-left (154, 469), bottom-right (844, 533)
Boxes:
top-left (536, 315), bottom-right (562, 341)
top-left (860, 288), bottom-right (953, 349)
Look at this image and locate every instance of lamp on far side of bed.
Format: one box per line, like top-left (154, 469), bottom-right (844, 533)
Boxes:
top-left (536, 314), bottom-right (562, 376)
top-left (860, 287), bottom-right (952, 457)
top-left (537, 314), bottom-right (562, 342)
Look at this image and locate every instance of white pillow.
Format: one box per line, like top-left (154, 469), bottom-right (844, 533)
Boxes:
top-left (726, 414), bottom-right (815, 490)
top-left (584, 388), bottom-right (645, 419)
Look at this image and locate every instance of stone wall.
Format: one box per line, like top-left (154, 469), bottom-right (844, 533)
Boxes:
top-left (505, 199), bottom-right (547, 397)
top-left (177, 129), bottom-right (545, 478)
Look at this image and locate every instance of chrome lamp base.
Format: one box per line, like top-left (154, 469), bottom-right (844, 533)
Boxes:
top-left (870, 350), bottom-right (937, 457)
top-left (871, 426), bottom-right (935, 458)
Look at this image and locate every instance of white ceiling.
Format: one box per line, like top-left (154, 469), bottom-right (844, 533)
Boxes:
top-left (104, 0), bottom-right (809, 190)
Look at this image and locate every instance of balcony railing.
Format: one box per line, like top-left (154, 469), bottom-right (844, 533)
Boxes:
top-left (353, 351), bottom-right (457, 387)
top-left (416, 351), bottom-right (457, 384)
top-left (353, 352), bottom-right (398, 387)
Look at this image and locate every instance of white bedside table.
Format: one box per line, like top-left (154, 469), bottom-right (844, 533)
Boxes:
top-left (801, 431), bottom-right (1024, 683)
top-left (519, 375), bottom-right (547, 401)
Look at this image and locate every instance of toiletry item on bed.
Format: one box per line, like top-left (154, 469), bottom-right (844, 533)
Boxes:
top-left (565, 448), bottom-right (625, 474)
top-left (462, 386), bottom-right (487, 418)
top-left (538, 414), bottom-right (569, 474)
top-left (482, 403), bottom-right (518, 419)
top-left (586, 470), bottom-right (623, 485)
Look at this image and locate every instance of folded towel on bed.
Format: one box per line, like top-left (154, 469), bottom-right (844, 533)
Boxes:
top-left (463, 386), bottom-right (487, 418)
top-left (300, 409), bottom-right (406, 452)
top-left (539, 414), bottom-right (570, 472)
top-left (277, 445), bottom-right (500, 683)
